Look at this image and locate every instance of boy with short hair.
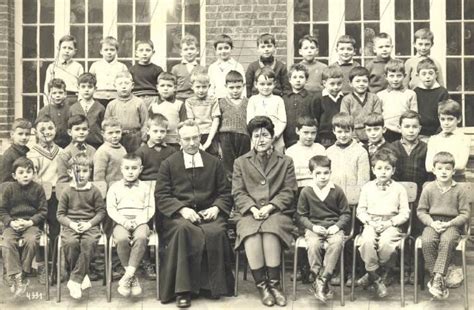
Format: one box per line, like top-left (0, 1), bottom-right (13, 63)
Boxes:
top-left (326, 113), bottom-right (370, 193)
top-left (208, 34), bottom-right (246, 99)
top-left (404, 28), bottom-right (445, 89)
top-left (0, 157), bottom-right (48, 297)
top-left (366, 32), bottom-right (393, 93)
top-left (298, 34), bottom-right (327, 93)
top-left (130, 39), bottom-right (164, 108)
top-left (89, 36), bottom-right (128, 108)
top-left (413, 58), bottom-right (450, 138)
top-left (297, 155), bottom-right (351, 302)
top-left (93, 118), bottom-right (127, 185)
top-left (377, 59), bottom-right (418, 142)
top-left (364, 112), bottom-right (389, 180)
top-left (105, 71), bottom-right (148, 153)
top-left (418, 152), bottom-right (470, 299)
top-left (171, 34), bottom-right (205, 101)
top-left (183, 69), bottom-right (221, 156)
top-left (246, 33), bottom-right (291, 97)
top-left (356, 148), bottom-right (410, 298)
top-left (332, 35), bottom-right (360, 94)
top-left (149, 72), bottom-right (184, 148)
top-left (218, 70), bottom-right (250, 179)
top-left (0, 118), bottom-right (32, 183)
top-left (69, 72), bottom-right (105, 149)
top-left (310, 65), bottom-right (345, 148)
top-left (107, 153), bottom-right (155, 297)
top-left (425, 99), bottom-right (470, 181)
top-left (38, 78), bottom-right (71, 148)
top-left (340, 66), bottom-right (382, 143)
top-left (57, 114), bottom-right (96, 183)
top-left (44, 35), bottom-right (84, 105)
top-left (57, 153), bottom-right (106, 299)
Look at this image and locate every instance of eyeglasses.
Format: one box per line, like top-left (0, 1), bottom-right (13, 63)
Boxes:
top-left (181, 135), bottom-right (201, 143)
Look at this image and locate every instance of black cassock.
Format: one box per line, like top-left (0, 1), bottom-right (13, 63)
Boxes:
top-left (155, 151), bottom-right (234, 303)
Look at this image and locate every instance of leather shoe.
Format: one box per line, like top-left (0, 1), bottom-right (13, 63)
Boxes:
top-left (256, 281), bottom-right (275, 307)
top-left (268, 279), bottom-right (287, 306)
top-left (176, 293), bottom-right (191, 308)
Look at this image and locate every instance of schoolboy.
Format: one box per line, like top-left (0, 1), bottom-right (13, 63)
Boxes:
top-left (377, 59), bottom-right (418, 142)
top-left (129, 40), bottom-right (164, 108)
top-left (283, 63), bottom-right (320, 147)
top-left (0, 157), bottom-right (47, 297)
top-left (105, 71), bottom-right (148, 153)
top-left (218, 70), bottom-right (250, 179)
top-left (183, 69), bottom-right (221, 156)
top-left (246, 67), bottom-right (287, 152)
top-left (93, 118), bottom-right (127, 185)
top-left (417, 152), bottom-right (470, 299)
top-left (298, 34), bottom-right (327, 92)
top-left (69, 72), bottom-right (105, 150)
top-left (310, 65), bottom-right (344, 148)
top-left (57, 153), bottom-right (106, 299)
top-left (425, 99), bottom-right (470, 181)
top-left (38, 78), bottom-right (71, 148)
top-left (171, 34), bottom-right (205, 101)
top-left (89, 36), bottom-right (128, 108)
top-left (208, 34), bottom-right (246, 99)
top-left (107, 153), bottom-right (155, 297)
top-left (149, 72), bottom-right (184, 147)
top-left (404, 28), bottom-right (445, 89)
top-left (0, 118), bottom-right (32, 183)
top-left (44, 35), bottom-right (84, 105)
top-left (356, 148), bottom-right (410, 298)
top-left (245, 33), bottom-right (291, 97)
top-left (366, 32), bottom-right (393, 93)
top-left (326, 113), bottom-right (370, 193)
top-left (135, 113), bottom-right (177, 181)
top-left (332, 35), bottom-right (360, 94)
top-left (57, 114), bottom-right (96, 183)
top-left (413, 58), bottom-right (450, 137)
top-left (296, 155), bottom-right (351, 302)
top-left (340, 66), bottom-right (382, 143)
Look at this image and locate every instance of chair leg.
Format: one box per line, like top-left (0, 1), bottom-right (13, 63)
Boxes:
top-left (56, 237), bottom-right (61, 303)
top-left (281, 252), bottom-right (285, 293)
top-left (340, 245), bottom-right (345, 306)
top-left (462, 242), bottom-right (469, 310)
top-left (103, 239), bottom-right (107, 287)
top-left (414, 245), bottom-right (419, 304)
top-left (45, 236), bottom-right (49, 301)
top-left (107, 238), bottom-right (112, 303)
top-left (243, 256), bottom-right (248, 281)
top-left (351, 237), bottom-right (358, 302)
top-left (292, 246), bottom-right (298, 301)
top-left (420, 255), bottom-right (425, 291)
top-left (234, 251), bottom-right (239, 297)
top-left (155, 238), bottom-right (160, 300)
top-left (400, 240), bottom-right (405, 307)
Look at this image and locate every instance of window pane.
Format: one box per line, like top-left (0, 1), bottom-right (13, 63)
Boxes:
top-left (465, 0), bottom-right (474, 19)
top-left (464, 22), bottom-right (474, 55)
top-left (313, 24), bottom-right (328, 57)
top-left (23, 26), bottom-right (37, 58)
top-left (88, 26), bottom-right (103, 58)
top-left (185, 25), bottom-right (200, 52)
top-left (117, 25), bottom-right (133, 58)
top-left (345, 23), bottom-right (361, 55)
top-left (23, 62), bottom-right (37, 93)
top-left (118, 0), bottom-right (133, 23)
top-left (363, 24), bottom-right (378, 56)
top-left (313, 0), bottom-right (328, 21)
top-left (294, 0), bottom-right (310, 22)
top-left (414, 22), bottom-right (429, 33)
top-left (39, 60), bottom-right (52, 94)
top-left (446, 58), bottom-right (461, 91)
top-left (40, 0), bottom-right (55, 23)
top-left (23, 0), bottom-right (37, 23)
top-left (395, 23), bottom-right (411, 56)
top-left (363, 0), bottom-right (379, 20)
top-left (447, 0), bottom-right (462, 20)
top-left (185, 0), bottom-right (200, 23)
top-left (23, 96), bottom-right (38, 122)
top-left (413, 0), bottom-right (429, 20)
top-left (167, 1), bottom-right (182, 23)
top-left (121, 60), bottom-right (133, 70)
top-left (40, 26), bottom-right (55, 58)
top-left (70, 26), bottom-right (85, 58)
top-left (136, 25), bottom-right (150, 42)
top-left (395, 0), bottom-right (410, 20)
top-left (345, 0), bottom-right (361, 21)
top-left (70, 0), bottom-right (85, 23)
top-left (88, 0), bottom-right (103, 23)
top-left (464, 59), bottom-right (474, 90)
top-left (465, 95), bottom-right (474, 126)
top-left (447, 23), bottom-right (462, 55)
top-left (136, 0), bottom-right (150, 23)
top-left (167, 25), bottom-right (183, 57)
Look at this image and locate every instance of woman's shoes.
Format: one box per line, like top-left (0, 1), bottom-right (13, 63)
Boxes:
top-left (268, 279), bottom-right (287, 306)
top-left (256, 281), bottom-right (275, 307)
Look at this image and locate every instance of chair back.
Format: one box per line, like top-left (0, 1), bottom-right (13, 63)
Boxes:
top-left (345, 185), bottom-right (362, 237)
top-left (400, 182), bottom-right (417, 203)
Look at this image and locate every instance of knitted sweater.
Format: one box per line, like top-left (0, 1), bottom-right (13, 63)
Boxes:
top-left (426, 130), bottom-right (470, 174)
top-left (218, 97), bottom-right (249, 135)
top-left (171, 62), bottom-right (206, 100)
top-left (377, 87), bottom-right (418, 133)
top-left (310, 91), bottom-right (343, 139)
top-left (129, 62), bottom-right (163, 96)
top-left (0, 181), bottom-right (47, 226)
top-left (69, 100), bottom-right (105, 146)
top-left (366, 56), bottom-right (391, 93)
top-left (57, 143), bottom-right (96, 183)
top-left (404, 56), bottom-right (445, 89)
top-left (37, 102), bottom-right (71, 148)
top-left (184, 95), bottom-right (221, 134)
top-left (93, 142), bottom-right (127, 185)
top-left (105, 95), bottom-right (148, 141)
top-left (285, 142), bottom-right (326, 187)
top-left (149, 99), bottom-right (184, 144)
top-left (135, 143), bottom-right (177, 181)
top-left (332, 61), bottom-right (361, 94)
top-left (413, 86), bottom-right (450, 136)
top-left (27, 143), bottom-right (63, 186)
top-left (245, 59), bottom-right (292, 97)
top-left (300, 59), bottom-right (327, 93)
top-left (340, 92), bottom-right (382, 141)
top-left (1, 144), bottom-right (30, 183)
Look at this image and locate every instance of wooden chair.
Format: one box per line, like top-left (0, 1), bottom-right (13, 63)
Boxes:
top-left (350, 182), bottom-right (417, 307)
top-left (292, 185), bottom-right (360, 306)
top-left (414, 182), bottom-right (473, 310)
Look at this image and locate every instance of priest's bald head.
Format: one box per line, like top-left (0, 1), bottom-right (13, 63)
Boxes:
top-left (177, 120), bottom-right (201, 155)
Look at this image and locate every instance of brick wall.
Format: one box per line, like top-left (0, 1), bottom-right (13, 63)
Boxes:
top-left (0, 0), bottom-right (14, 143)
top-left (205, 0), bottom-right (288, 70)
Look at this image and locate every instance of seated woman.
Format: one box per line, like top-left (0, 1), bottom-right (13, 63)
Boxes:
top-left (232, 116), bottom-right (298, 307)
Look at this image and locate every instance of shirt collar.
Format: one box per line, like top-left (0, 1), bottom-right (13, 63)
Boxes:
top-left (78, 97), bottom-right (94, 105)
top-left (400, 137), bottom-right (419, 147)
top-left (217, 58), bottom-right (236, 66)
top-left (417, 81), bottom-right (441, 89)
top-left (122, 179), bottom-right (140, 188)
top-left (290, 88), bottom-right (308, 97)
top-left (311, 181), bottom-right (335, 201)
top-left (60, 58), bottom-right (72, 66)
top-left (182, 151), bottom-right (204, 169)
top-left (322, 88), bottom-right (344, 101)
top-left (70, 181), bottom-right (92, 190)
top-left (258, 59), bottom-right (276, 69)
top-left (337, 59), bottom-right (354, 65)
top-left (147, 140), bottom-right (167, 148)
top-left (386, 85), bottom-right (406, 92)
top-left (181, 59), bottom-right (198, 66)
top-left (435, 180), bottom-right (457, 194)
top-left (373, 55), bottom-right (390, 63)
top-left (375, 179), bottom-right (393, 191)
top-left (352, 91), bottom-right (367, 103)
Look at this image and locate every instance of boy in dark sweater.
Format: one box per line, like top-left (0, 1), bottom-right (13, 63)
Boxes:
top-left (417, 152), bottom-right (470, 300)
top-left (413, 58), bottom-right (449, 138)
top-left (363, 112), bottom-right (390, 180)
top-left (297, 155), bottom-right (351, 303)
top-left (57, 153), bottom-right (106, 299)
top-left (0, 157), bottom-right (47, 297)
top-left (366, 32), bottom-right (393, 93)
top-left (0, 118), bottom-right (32, 183)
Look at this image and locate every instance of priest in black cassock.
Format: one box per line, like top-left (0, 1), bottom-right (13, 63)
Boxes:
top-left (155, 119), bottom-right (234, 307)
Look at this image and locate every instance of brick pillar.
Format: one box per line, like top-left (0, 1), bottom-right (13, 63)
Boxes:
top-left (205, 0), bottom-right (288, 70)
top-left (0, 0), bottom-right (15, 144)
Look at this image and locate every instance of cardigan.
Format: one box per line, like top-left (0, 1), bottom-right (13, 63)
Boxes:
top-left (93, 142), bottom-right (127, 185)
top-left (245, 59), bottom-right (292, 97)
top-left (69, 100), bottom-right (105, 146)
top-left (413, 86), bottom-right (450, 136)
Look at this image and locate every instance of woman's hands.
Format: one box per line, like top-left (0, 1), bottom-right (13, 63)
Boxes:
top-left (250, 204), bottom-right (275, 220)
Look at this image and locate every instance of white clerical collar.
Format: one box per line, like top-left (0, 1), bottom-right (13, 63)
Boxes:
top-left (311, 181), bottom-right (335, 201)
top-left (183, 151), bottom-right (204, 169)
